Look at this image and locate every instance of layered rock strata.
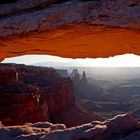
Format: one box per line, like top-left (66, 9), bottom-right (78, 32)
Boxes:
top-left (0, 63), bottom-right (98, 126)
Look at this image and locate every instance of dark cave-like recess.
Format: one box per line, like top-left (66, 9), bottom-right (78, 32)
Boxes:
top-left (0, 0), bottom-right (17, 4)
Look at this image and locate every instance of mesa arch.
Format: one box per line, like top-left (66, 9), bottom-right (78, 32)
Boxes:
top-left (0, 0), bottom-right (140, 61)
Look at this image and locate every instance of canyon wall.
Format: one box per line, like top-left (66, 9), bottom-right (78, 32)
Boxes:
top-left (0, 67), bottom-right (18, 85)
top-left (0, 64), bottom-right (96, 127)
top-left (0, 79), bottom-right (45, 126)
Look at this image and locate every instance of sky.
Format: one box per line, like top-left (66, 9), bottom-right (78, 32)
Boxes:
top-left (2, 53), bottom-right (140, 67)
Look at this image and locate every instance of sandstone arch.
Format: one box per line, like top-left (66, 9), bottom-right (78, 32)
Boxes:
top-left (0, 0), bottom-right (140, 61)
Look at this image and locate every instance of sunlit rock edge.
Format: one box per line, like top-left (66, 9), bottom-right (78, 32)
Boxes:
top-left (0, 114), bottom-right (140, 140)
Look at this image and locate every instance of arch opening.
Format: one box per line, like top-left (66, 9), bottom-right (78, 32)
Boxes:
top-left (1, 53), bottom-right (140, 121)
top-left (2, 53), bottom-right (140, 67)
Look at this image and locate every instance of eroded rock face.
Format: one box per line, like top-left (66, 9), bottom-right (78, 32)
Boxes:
top-left (0, 114), bottom-right (139, 140)
top-left (0, 63), bottom-right (97, 127)
top-left (0, 0), bottom-right (139, 60)
top-left (0, 82), bottom-right (44, 126)
top-left (0, 67), bottom-right (18, 85)
top-left (0, 66), bottom-right (48, 125)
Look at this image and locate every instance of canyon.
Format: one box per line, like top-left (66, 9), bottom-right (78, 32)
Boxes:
top-left (0, 63), bottom-right (98, 127)
top-left (0, 0), bottom-right (140, 139)
top-left (0, 64), bottom-right (140, 140)
top-left (69, 67), bottom-right (140, 119)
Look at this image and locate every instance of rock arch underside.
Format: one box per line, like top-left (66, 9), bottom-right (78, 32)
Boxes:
top-left (0, 0), bottom-right (140, 140)
top-left (0, 0), bottom-right (140, 62)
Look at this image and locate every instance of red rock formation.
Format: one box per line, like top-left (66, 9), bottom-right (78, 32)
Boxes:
top-left (45, 79), bottom-right (75, 117)
top-left (0, 67), bottom-right (18, 85)
top-left (0, 65), bottom-right (49, 125)
top-left (0, 82), bottom-right (49, 126)
top-left (45, 79), bottom-right (99, 127)
top-left (0, 63), bottom-right (97, 127)
top-left (0, 0), bottom-right (139, 60)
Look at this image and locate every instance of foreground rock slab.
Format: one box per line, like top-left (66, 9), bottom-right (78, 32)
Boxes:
top-left (0, 114), bottom-right (140, 140)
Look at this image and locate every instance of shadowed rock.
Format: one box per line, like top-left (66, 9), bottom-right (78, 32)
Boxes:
top-left (0, 114), bottom-right (139, 140)
top-left (0, 0), bottom-right (17, 4)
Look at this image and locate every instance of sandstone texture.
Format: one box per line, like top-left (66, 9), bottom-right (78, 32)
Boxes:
top-left (0, 114), bottom-right (139, 140)
top-left (0, 0), bottom-right (139, 60)
top-left (0, 0), bottom-right (139, 36)
top-left (0, 67), bottom-right (18, 85)
top-left (0, 65), bottom-right (49, 126)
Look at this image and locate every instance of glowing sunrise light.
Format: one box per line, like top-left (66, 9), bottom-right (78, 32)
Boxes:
top-left (2, 54), bottom-right (140, 67)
